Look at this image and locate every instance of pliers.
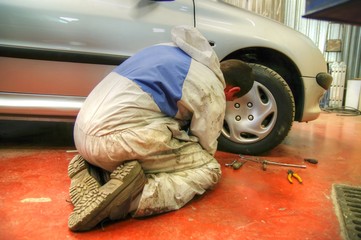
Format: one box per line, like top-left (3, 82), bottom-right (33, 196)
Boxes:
top-left (287, 170), bottom-right (302, 184)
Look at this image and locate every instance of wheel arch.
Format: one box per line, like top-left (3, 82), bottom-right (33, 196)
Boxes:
top-left (222, 47), bottom-right (304, 121)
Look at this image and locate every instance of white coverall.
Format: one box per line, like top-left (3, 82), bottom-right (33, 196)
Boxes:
top-left (74, 26), bottom-right (226, 217)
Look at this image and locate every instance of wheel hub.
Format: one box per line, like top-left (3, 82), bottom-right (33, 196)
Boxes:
top-left (222, 81), bottom-right (278, 144)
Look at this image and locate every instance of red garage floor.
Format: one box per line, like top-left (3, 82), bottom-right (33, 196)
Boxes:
top-left (0, 112), bottom-right (360, 240)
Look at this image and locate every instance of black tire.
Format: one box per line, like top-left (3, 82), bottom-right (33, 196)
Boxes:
top-left (218, 63), bottom-right (295, 155)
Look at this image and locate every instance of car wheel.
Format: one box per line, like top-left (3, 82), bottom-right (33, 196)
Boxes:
top-left (218, 63), bottom-right (295, 155)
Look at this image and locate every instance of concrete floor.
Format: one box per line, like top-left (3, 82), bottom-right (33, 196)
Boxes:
top-left (0, 112), bottom-right (360, 240)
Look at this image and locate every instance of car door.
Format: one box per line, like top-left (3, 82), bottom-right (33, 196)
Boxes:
top-left (0, 0), bottom-right (194, 97)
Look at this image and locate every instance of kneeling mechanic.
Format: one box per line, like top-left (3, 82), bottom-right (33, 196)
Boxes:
top-left (68, 25), bottom-right (254, 231)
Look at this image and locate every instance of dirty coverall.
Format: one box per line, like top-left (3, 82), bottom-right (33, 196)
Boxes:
top-left (73, 26), bottom-right (226, 217)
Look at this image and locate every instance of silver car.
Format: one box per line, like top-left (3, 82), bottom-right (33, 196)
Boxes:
top-left (0, 0), bottom-right (332, 155)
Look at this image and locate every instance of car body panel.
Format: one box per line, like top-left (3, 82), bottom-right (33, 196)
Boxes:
top-left (0, 0), bottom-right (329, 122)
top-left (0, 57), bottom-right (114, 96)
top-left (0, 0), bottom-right (193, 55)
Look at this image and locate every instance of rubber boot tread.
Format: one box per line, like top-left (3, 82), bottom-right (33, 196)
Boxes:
top-left (68, 161), bottom-right (145, 231)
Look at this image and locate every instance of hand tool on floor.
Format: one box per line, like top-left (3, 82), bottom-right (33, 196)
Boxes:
top-left (304, 158), bottom-right (318, 164)
top-left (225, 160), bottom-right (237, 167)
top-left (225, 160), bottom-right (246, 170)
top-left (287, 170), bottom-right (303, 184)
top-left (239, 155), bottom-right (306, 171)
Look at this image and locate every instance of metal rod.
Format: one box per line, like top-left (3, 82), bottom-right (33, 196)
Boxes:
top-left (265, 160), bottom-right (306, 168)
top-left (239, 155), bottom-right (306, 169)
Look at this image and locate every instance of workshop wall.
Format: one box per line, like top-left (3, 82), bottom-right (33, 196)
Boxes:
top-left (284, 0), bottom-right (361, 81)
top-left (223, 0), bottom-right (284, 22)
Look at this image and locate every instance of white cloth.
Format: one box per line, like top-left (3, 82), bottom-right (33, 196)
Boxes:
top-left (73, 26), bottom-right (225, 216)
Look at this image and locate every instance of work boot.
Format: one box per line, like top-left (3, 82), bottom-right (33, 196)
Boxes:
top-left (68, 160), bottom-right (146, 232)
top-left (68, 155), bottom-right (101, 206)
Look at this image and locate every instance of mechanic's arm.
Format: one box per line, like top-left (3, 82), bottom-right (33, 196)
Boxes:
top-left (189, 99), bottom-right (225, 155)
top-left (177, 59), bottom-right (226, 155)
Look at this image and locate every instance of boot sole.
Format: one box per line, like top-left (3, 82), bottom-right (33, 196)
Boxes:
top-left (68, 161), bottom-right (146, 231)
top-left (68, 154), bottom-right (87, 178)
top-left (68, 155), bottom-right (100, 206)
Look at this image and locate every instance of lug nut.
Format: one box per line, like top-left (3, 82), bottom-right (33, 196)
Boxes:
top-left (235, 115), bottom-right (241, 121)
top-left (234, 103), bottom-right (240, 108)
top-left (248, 115), bottom-right (254, 121)
top-left (247, 102), bottom-right (253, 108)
